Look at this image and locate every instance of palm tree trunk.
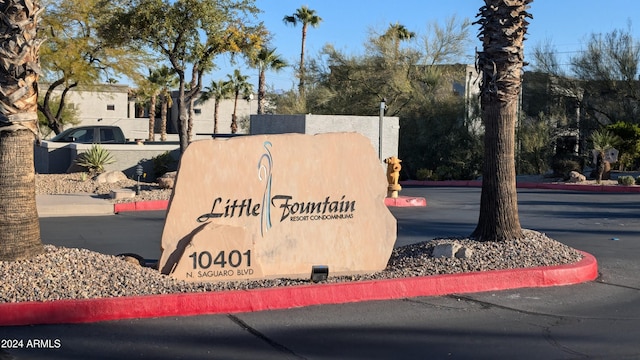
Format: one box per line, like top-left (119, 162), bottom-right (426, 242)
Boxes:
top-left (299, 25), bottom-right (307, 97)
top-left (160, 95), bottom-right (167, 142)
top-left (0, 0), bottom-right (44, 260)
top-left (258, 68), bottom-right (266, 114)
top-left (148, 93), bottom-right (157, 141)
top-left (471, 0), bottom-right (531, 242)
top-left (231, 92), bottom-right (239, 134)
top-left (0, 130), bottom-right (43, 260)
top-left (213, 101), bottom-right (220, 134)
top-left (472, 100), bottom-right (523, 241)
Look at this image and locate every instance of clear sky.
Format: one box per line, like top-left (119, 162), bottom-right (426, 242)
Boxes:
top-left (207, 0), bottom-right (640, 92)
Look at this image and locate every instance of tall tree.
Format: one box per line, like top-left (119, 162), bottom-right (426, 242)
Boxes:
top-left (283, 6), bottom-right (322, 98)
top-left (0, 0), bottom-right (44, 260)
top-left (39, 0), bottom-right (146, 135)
top-left (133, 71), bottom-right (160, 141)
top-left (249, 47), bottom-right (287, 114)
top-left (471, 0), bottom-right (532, 242)
top-left (381, 22), bottom-right (416, 59)
top-left (197, 80), bottom-right (232, 134)
top-left (149, 66), bottom-right (177, 141)
top-left (101, 0), bottom-right (265, 154)
top-left (571, 27), bottom-right (640, 126)
top-left (227, 69), bottom-right (253, 134)
top-left (422, 15), bottom-right (472, 65)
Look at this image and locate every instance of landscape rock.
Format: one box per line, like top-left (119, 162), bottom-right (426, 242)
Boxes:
top-left (568, 171), bottom-right (586, 183)
top-left (432, 242), bottom-right (462, 258)
top-left (157, 171), bottom-right (177, 189)
top-left (455, 247), bottom-right (474, 259)
top-left (110, 188), bottom-right (136, 200)
top-left (95, 170), bottom-right (128, 184)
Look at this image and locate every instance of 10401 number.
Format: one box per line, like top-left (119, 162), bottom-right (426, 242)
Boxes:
top-left (188, 250), bottom-right (251, 270)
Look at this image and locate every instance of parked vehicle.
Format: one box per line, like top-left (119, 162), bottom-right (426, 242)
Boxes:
top-left (50, 126), bottom-right (126, 144)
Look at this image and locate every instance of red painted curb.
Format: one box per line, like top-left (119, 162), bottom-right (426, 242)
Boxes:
top-left (384, 196), bottom-right (427, 207)
top-left (0, 251), bottom-right (597, 326)
top-left (114, 200), bottom-right (169, 213)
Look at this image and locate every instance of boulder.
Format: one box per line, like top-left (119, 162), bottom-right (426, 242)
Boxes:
top-left (568, 171), bottom-right (586, 183)
top-left (159, 133), bottom-right (397, 282)
top-left (432, 242), bottom-right (473, 259)
top-left (432, 242), bottom-right (462, 258)
top-left (157, 171), bottom-right (177, 189)
top-left (95, 170), bottom-right (127, 184)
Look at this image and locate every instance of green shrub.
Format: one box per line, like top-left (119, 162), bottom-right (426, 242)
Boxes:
top-left (606, 122), bottom-right (640, 170)
top-left (618, 175), bottom-right (635, 186)
top-left (636, 176), bottom-right (640, 185)
top-left (416, 168), bottom-right (434, 181)
top-left (152, 151), bottom-right (177, 177)
top-left (74, 145), bottom-right (114, 174)
top-left (551, 155), bottom-right (583, 180)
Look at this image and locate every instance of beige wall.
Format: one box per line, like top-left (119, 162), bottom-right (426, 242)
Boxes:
top-left (250, 114), bottom-right (400, 162)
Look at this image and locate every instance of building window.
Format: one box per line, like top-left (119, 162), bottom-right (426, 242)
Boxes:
top-left (194, 108), bottom-right (202, 114)
top-left (107, 104), bottom-right (115, 111)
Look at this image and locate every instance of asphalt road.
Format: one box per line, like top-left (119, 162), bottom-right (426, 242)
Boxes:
top-left (1, 187), bottom-right (639, 359)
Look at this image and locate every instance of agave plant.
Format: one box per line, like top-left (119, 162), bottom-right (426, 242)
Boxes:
top-left (590, 129), bottom-right (621, 184)
top-left (75, 145), bottom-right (115, 174)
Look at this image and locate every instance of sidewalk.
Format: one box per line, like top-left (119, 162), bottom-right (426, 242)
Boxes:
top-left (37, 194), bottom-right (115, 217)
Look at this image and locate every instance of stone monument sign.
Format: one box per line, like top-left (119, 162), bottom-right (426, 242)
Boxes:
top-left (158, 133), bottom-right (397, 282)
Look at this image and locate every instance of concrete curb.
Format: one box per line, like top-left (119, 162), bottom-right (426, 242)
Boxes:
top-left (0, 251), bottom-right (597, 326)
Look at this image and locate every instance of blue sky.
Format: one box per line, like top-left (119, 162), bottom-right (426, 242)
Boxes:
top-left (207, 0), bottom-right (640, 91)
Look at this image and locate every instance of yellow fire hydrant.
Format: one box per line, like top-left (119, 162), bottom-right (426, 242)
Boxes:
top-left (384, 156), bottom-right (402, 198)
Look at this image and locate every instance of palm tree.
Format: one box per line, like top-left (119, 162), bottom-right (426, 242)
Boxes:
top-left (381, 22), bottom-right (416, 58)
top-left (471, 0), bottom-right (532, 242)
top-left (249, 47), bottom-right (288, 114)
top-left (0, 0), bottom-right (44, 260)
top-left (134, 71), bottom-right (161, 141)
top-left (283, 6), bottom-right (322, 98)
top-left (590, 129), bottom-right (621, 184)
top-left (149, 66), bottom-right (178, 141)
top-left (227, 70), bottom-right (253, 134)
top-left (197, 80), bottom-right (232, 134)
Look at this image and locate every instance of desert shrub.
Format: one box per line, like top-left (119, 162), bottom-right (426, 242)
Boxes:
top-left (551, 155), bottom-right (583, 179)
top-left (618, 175), bottom-right (635, 185)
top-left (517, 114), bottom-right (554, 175)
top-left (74, 145), bottom-right (114, 174)
top-left (152, 151), bottom-right (177, 177)
top-left (416, 168), bottom-right (434, 181)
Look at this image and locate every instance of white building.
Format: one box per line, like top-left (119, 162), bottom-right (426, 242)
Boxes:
top-left (39, 83), bottom-right (255, 141)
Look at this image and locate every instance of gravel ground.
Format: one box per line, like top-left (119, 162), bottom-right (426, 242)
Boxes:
top-left (0, 174), bottom-right (584, 303)
top-left (35, 173), bottom-right (173, 203)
